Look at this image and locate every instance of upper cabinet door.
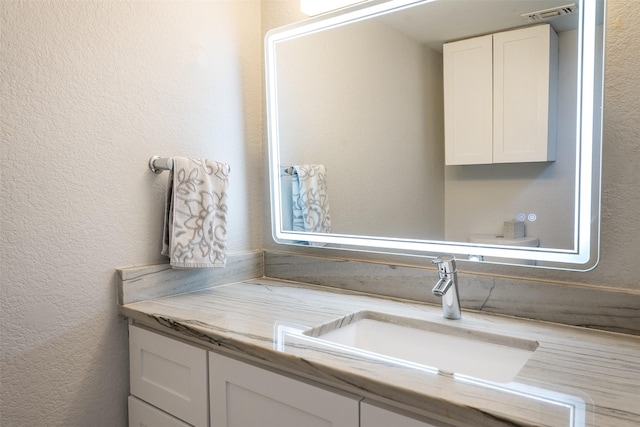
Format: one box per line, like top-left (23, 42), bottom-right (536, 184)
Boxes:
top-left (443, 34), bottom-right (493, 165)
top-left (493, 24), bottom-right (558, 163)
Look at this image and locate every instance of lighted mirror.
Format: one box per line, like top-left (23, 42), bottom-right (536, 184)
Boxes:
top-left (265, 0), bottom-right (604, 270)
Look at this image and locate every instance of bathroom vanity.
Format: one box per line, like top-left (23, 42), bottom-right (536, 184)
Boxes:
top-left (119, 270), bottom-right (640, 427)
top-left (120, 1), bottom-right (628, 425)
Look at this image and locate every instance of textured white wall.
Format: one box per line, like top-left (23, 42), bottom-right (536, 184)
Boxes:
top-left (598, 0), bottom-right (640, 287)
top-left (1, 1), bottom-right (262, 425)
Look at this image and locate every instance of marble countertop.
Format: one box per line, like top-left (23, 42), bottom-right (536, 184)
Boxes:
top-left (120, 278), bottom-right (640, 427)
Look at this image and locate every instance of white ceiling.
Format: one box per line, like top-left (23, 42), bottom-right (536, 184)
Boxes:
top-left (376, 0), bottom-right (581, 51)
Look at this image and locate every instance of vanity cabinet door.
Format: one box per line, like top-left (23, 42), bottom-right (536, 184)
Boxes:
top-left (209, 351), bottom-right (360, 427)
top-left (128, 395), bottom-right (191, 427)
top-left (360, 401), bottom-right (444, 427)
top-left (129, 325), bottom-right (208, 427)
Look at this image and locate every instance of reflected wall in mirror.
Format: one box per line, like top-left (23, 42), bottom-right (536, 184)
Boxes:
top-left (266, 0), bottom-right (604, 270)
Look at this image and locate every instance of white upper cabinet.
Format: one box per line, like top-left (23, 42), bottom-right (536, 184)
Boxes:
top-left (444, 24), bottom-right (558, 165)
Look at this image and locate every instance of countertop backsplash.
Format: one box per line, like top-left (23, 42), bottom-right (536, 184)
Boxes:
top-left (119, 250), bottom-right (639, 335)
top-left (264, 252), bottom-right (640, 336)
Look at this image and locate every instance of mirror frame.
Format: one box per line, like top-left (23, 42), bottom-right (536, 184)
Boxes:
top-left (265, 0), bottom-right (603, 271)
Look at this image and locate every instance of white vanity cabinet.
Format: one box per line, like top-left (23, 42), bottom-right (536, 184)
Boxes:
top-left (128, 395), bottom-right (192, 427)
top-left (128, 324), bottom-right (209, 427)
top-left (361, 401), bottom-right (441, 427)
top-left (444, 24), bottom-right (558, 165)
top-left (209, 351), bottom-right (360, 427)
top-left (128, 325), bottom-right (455, 427)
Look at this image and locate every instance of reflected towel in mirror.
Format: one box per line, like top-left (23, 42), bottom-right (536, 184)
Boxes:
top-left (291, 165), bottom-right (331, 240)
top-left (162, 157), bottom-right (230, 268)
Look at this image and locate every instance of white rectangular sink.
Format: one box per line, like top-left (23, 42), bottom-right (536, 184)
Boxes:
top-left (303, 311), bottom-right (538, 383)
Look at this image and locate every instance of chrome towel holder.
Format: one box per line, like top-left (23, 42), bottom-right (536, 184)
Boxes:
top-left (280, 166), bottom-right (294, 176)
top-left (149, 156), bottom-right (231, 174)
top-left (148, 156), bottom-right (173, 174)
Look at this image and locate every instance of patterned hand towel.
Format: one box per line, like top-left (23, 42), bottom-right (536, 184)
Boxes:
top-left (291, 165), bottom-right (331, 235)
top-left (162, 157), bottom-right (230, 268)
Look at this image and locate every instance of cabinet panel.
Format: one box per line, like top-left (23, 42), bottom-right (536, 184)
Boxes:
top-left (209, 352), bottom-right (359, 427)
top-left (443, 34), bottom-right (493, 165)
top-left (128, 395), bottom-right (191, 427)
top-left (361, 401), bottom-right (443, 427)
top-left (493, 24), bottom-right (558, 163)
top-left (129, 325), bottom-right (208, 427)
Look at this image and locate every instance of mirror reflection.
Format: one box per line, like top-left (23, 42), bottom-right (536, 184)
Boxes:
top-left (266, 0), bottom-right (603, 269)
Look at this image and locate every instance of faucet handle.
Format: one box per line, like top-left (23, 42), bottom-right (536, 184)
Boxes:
top-left (433, 254), bottom-right (455, 263)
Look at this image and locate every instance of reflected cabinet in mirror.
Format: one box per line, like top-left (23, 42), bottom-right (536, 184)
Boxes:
top-left (266, 0), bottom-right (604, 270)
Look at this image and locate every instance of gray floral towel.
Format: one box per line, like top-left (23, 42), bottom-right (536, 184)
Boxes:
top-left (162, 157), bottom-right (230, 268)
top-left (292, 165), bottom-right (331, 236)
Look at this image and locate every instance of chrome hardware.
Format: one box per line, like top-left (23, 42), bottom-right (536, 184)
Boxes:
top-left (431, 255), bottom-right (461, 320)
top-left (148, 156), bottom-right (173, 174)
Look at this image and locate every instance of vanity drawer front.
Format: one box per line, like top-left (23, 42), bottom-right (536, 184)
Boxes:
top-left (129, 325), bottom-right (208, 427)
top-left (128, 395), bottom-right (191, 427)
top-left (209, 351), bottom-right (360, 427)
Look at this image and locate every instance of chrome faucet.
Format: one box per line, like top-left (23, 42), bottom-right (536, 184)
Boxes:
top-left (432, 255), bottom-right (461, 320)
